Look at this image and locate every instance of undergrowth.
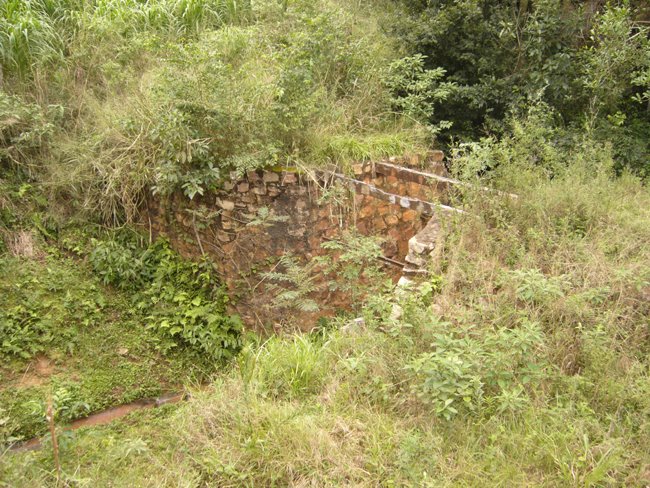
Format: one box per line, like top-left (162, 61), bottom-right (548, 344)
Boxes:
top-left (0, 0), bottom-right (433, 224)
top-left (3, 116), bottom-right (649, 486)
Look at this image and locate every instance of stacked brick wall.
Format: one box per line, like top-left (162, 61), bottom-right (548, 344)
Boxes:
top-left (142, 153), bottom-right (448, 330)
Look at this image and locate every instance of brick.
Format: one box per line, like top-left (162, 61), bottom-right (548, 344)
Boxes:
top-left (402, 210), bottom-right (418, 222)
top-left (385, 214), bottom-right (399, 226)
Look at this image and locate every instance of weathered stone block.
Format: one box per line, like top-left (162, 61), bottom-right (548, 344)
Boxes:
top-left (358, 205), bottom-right (374, 219)
top-left (402, 210), bottom-right (418, 222)
top-left (238, 182), bottom-right (250, 193)
top-left (373, 217), bottom-right (387, 230)
top-left (385, 214), bottom-right (399, 226)
top-left (241, 194), bottom-right (255, 204)
top-left (217, 198), bottom-right (235, 211)
top-left (253, 185), bottom-right (267, 195)
top-left (221, 220), bottom-right (237, 230)
top-left (288, 227), bottom-right (306, 237)
top-left (282, 172), bottom-right (297, 185)
top-left (263, 171), bottom-right (280, 183)
top-left (428, 150), bottom-right (444, 162)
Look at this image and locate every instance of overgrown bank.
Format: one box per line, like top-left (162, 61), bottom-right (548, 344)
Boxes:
top-left (3, 120), bottom-right (650, 486)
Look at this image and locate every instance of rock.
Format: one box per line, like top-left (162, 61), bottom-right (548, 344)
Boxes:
top-left (263, 171), bottom-right (280, 183)
top-left (217, 199), bottom-right (235, 211)
top-left (282, 173), bottom-right (298, 185)
top-left (428, 150), bottom-right (444, 162)
top-left (117, 347), bottom-right (129, 356)
top-left (390, 303), bottom-right (403, 321)
top-left (216, 230), bottom-right (233, 242)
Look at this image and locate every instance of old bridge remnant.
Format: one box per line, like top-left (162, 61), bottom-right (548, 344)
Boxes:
top-left (142, 151), bottom-right (464, 328)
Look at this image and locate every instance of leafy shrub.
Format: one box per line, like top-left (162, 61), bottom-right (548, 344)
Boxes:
top-left (406, 319), bottom-right (546, 419)
top-left (320, 232), bottom-right (390, 306)
top-left (0, 92), bottom-right (58, 168)
top-left (129, 240), bottom-right (242, 362)
top-left (263, 253), bottom-right (324, 314)
top-left (383, 54), bottom-right (455, 133)
top-left (0, 304), bottom-right (54, 359)
top-left (26, 384), bottom-right (90, 424)
top-left (89, 237), bottom-right (159, 290)
top-left (506, 268), bottom-right (567, 305)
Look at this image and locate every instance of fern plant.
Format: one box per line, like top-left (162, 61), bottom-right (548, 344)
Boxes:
top-left (263, 253), bottom-right (323, 313)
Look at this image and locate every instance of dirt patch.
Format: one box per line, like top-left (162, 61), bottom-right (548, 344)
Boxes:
top-left (16, 355), bottom-right (55, 388)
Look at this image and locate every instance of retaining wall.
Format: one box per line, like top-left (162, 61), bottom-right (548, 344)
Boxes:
top-left (142, 153), bottom-right (449, 329)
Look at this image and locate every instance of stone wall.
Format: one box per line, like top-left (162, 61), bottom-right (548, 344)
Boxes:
top-left (142, 153), bottom-right (451, 330)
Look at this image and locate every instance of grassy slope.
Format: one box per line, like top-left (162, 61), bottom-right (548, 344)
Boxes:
top-left (0, 250), bottom-right (209, 442)
top-left (3, 138), bottom-right (649, 486)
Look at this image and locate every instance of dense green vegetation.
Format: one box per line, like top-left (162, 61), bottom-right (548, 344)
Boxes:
top-left (0, 0), bottom-right (431, 224)
top-left (1, 0), bottom-right (649, 487)
top-left (395, 0), bottom-right (650, 174)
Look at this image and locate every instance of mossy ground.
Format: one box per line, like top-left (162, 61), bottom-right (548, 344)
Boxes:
top-left (0, 251), bottom-right (212, 442)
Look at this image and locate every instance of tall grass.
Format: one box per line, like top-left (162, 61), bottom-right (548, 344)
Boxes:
top-left (1, 0), bottom-right (424, 224)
